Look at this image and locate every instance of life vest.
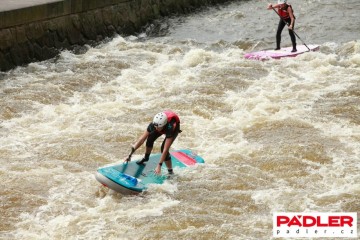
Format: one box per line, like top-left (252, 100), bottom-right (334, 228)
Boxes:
top-left (164, 110), bottom-right (180, 124)
top-left (278, 4), bottom-right (295, 19)
top-left (158, 110), bottom-right (180, 135)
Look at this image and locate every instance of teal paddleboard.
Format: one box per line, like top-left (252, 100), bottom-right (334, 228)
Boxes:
top-left (95, 149), bottom-right (204, 194)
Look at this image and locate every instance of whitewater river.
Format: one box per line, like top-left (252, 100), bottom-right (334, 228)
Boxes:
top-left (1, 0), bottom-right (359, 239)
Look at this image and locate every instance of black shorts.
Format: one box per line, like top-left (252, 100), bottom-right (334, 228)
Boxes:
top-left (146, 123), bottom-right (180, 154)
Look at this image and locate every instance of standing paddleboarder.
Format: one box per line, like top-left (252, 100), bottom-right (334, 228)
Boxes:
top-left (267, 0), bottom-right (297, 52)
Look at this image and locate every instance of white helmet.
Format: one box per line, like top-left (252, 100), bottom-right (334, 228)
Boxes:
top-left (278, 0), bottom-right (287, 4)
top-left (153, 112), bottom-right (168, 128)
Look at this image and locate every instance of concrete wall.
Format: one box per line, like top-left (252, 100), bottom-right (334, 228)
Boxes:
top-left (0, 0), bottom-right (233, 71)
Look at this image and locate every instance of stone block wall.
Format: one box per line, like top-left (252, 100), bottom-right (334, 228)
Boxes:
top-left (0, 0), bottom-right (233, 71)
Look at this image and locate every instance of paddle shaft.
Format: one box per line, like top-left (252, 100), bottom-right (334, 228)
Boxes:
top-left (271, 7), bottom-right (311, 51)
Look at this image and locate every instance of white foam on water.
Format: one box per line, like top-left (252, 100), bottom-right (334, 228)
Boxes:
top-left (2, 38), bottom-right (359, 238)
top-left (1, 1), bottom-right (360, 239)
top-left (10, 169), bottom-right (180, 240)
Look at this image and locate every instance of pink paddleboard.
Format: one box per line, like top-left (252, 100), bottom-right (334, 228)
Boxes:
top-left (244, 44), bottom-right (319, 60)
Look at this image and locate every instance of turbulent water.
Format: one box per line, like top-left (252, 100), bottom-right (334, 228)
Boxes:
top-left (1, 0), bottom-right (359, 239)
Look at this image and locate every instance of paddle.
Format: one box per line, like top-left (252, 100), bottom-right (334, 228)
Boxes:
top-left (124, 146), bottom-right (135, 162)
top-left (271, 7), bottom-right (311, 52)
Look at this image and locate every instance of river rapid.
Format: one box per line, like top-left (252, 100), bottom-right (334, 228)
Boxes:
top-left (1, 0), bottom-right (359, 239)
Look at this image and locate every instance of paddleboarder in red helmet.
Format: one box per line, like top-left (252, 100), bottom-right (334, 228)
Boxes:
top-left (124, 110), bottom-right (181, 175)
top-left (267, 0), bottom-right (297, 52)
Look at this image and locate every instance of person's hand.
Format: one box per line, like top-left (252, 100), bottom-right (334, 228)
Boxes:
top-left (124, 156), bottom-right (131, 163)
top-left (288, 25), bottom-right (293, 30)
top-left (154, 164), bottom-right (161, 175)
top-left (267, 4), bottom-right (273, 9)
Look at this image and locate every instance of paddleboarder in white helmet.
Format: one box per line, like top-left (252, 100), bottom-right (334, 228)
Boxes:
top-left (124, 110), bottom-right (181, 175)
top-left (267, 0), bottom-right (297, 52)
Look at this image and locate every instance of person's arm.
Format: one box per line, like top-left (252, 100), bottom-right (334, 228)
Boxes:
top-left (288, 7), bottom-right (295, 30)
top-left (124, 130), bottom-right (149, 162)
top-left (154, 137), bottom-right (173, 174)
top-left (267, 3), bottom-right (280, 10)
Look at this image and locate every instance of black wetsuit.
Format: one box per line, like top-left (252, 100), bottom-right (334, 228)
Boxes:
top-left (276, 5), bottom-right (296, 50)
top-left (145, 119), bottom-right (180, 161)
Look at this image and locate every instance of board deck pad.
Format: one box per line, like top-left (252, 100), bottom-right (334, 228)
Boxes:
top-left (96, 149), bottom-right (204, 194)
top-left (244, 44), bottom-right (319, 60)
